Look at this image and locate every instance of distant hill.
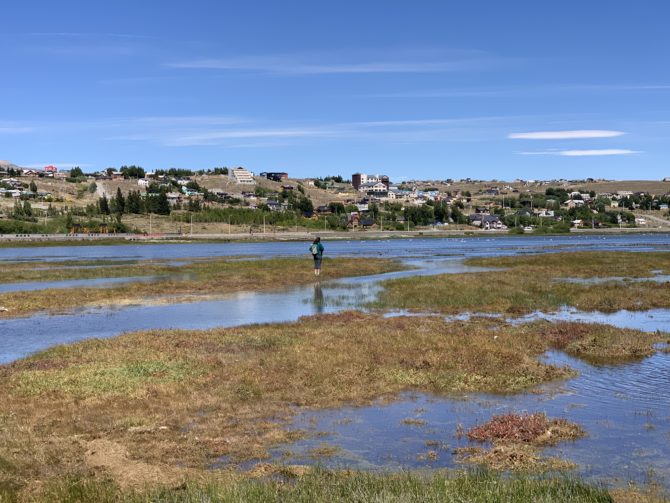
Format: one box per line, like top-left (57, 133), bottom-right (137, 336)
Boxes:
top-left (0, 160), bottom-right (23, 171)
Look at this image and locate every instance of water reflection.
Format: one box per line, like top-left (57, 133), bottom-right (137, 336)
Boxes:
top-left (313, 283), bottom-right (325, 313)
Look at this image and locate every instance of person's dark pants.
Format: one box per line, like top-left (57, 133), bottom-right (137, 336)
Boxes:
top-left (313, 256), bottom-right (322, 269)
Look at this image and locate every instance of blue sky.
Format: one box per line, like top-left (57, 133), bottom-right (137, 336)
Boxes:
top-left (1, 0), bottom-right (669, 180)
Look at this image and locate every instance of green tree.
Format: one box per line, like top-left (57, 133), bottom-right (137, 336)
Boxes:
top-left (70, 167), bottom-right (84, 178)
top-left (187, 198), bottom-right (202, 212)
top-left (126, 190), bottom-right (143, 214)
top-left (155, 192), bottom-right (171, 215)
top-left (113, 188), bottom-right (126, 215)
top-left (99, 194), bottom-right (110, 215)
top-left (29, 180), bottom-right (37, 192)
top-left (120, 165), bottom-right (145, 179)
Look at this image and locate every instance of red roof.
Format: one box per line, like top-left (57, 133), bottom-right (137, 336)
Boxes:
top-left (44, 165), bottom-right (58, 172)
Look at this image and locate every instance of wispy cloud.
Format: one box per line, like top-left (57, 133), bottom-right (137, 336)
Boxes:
top-left (0, 126), bottom-right (32, 134)
top-left (509, 130), bottom-right (625, 140)
top-left (20, 32), bottom-right (155, 40)
top-left (101, 114), bottom-right (515, 146)
top-left (13, 32), bottom-right (148, 57)
top-left (167, 49), bottom-right (500, 75)
top-left (371, 84), bottom-right (670, 99)
top-left (520, 149), bottom-right (639, 156)
top-left (23, 163), bottom-right (90, 168)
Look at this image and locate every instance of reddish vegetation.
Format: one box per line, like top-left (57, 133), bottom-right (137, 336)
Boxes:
top-left (466, 412), bottom-right (584, 445)
top-left (467, 413), bottom-right (549, 443)
top-left (543, 323), bottom-right (594, 349)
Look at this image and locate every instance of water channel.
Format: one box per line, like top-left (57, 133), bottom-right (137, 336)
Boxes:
top-left (1, 234), bottom-right (669, 488)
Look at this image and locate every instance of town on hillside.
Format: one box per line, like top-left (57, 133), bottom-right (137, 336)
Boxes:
top-left (1, 160), bottom-right (669, 236)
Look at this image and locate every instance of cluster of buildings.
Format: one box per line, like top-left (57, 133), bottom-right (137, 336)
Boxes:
top-left (352, 172), bottom-right (460, 206)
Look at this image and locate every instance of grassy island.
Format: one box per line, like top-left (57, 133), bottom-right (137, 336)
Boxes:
top-left (0, 312), bottom-right (665, 501)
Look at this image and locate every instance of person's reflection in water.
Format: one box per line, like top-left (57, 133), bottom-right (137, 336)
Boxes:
top-left (313, 282), bottom-right (325, 313)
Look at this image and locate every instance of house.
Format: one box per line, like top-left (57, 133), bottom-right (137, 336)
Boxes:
top-left (43, 165), bottom-right (58, 174)
top-left (358, 181), bottom-right (388, 194)
top-left (572, 219), bottom-right (584, 228)
top-left (360, 217), bottom-right (376, 228)
top-left (469, 214), bottom-right (505, 230)
top-left (229, 167), bottom-right (256, 184)
top-left (165, 192), bottom-right (183, 205)
top-left (137, 179), bottom-right (150, 188)
top-left (635, 217), bottom-right (647, 226)
top-left (259, 172), bottom-right (288, 182)
top-left (563, 200), bottom-right (585, 209)
top-left (21, 169), bottom-right (39, 176)
top-left (108, 170), bottom-right (124, 180)
top-left (266, 200), bottom-right (288, 211)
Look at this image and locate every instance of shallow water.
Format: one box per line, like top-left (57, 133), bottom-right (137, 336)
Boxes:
top-left (556, 275), bottom-right (670, 285)
top-left (0, 275), bottom-right (159, 293)
top-left (0, 257), bottom-right (482, 364)
top-left (1, 233), bottom-right (669, 264)
top-left (1, 234), bottom-right (670, 488)
top-left (271, 349), bottom-right (670, 487)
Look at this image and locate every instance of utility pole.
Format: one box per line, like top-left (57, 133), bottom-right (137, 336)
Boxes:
top-left (263, 214), bottom-right (266, 234)
top-left (190, 213), bottom-right (193, 236)
top-left (149, 213), bottom-right (152, 234)
top-left (228, 215), bottom-right (231, 234)
top-left (381, 215), bottom-right (383, 232)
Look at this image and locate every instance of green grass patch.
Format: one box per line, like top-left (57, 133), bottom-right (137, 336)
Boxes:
top-left (26, 470), bottom-right (618, 503)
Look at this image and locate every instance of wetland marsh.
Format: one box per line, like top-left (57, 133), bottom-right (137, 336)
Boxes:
top-left (1, 234), bottom-right (670, 502)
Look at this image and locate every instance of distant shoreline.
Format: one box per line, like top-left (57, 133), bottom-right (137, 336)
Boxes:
top-left (1, 227), bottom-right (669, 248)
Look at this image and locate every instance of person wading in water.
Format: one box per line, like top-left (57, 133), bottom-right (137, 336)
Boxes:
top-left (309, 236), bottom-right (325, 276)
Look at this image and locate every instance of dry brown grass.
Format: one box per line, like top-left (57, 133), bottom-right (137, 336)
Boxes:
top-left (0, 313), bottom-right (587, 492)
top-left (0, 256), bottom-right (402, 317)
top-left (454, 443), bottom-right (577, 472)
top-left (0, 313), bottom-right (663, 494)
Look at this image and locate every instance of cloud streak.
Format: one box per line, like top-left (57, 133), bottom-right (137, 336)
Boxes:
top-left (509, 130), bottom-right (625, 140)
top-left (520, 149), bottom-right (639, 156)
top-left (167, 49), bottom-right (499, 75)
top-left (0, 127), bottom-right (33, 134)
top-left (101, 114), bottom-right (514, 146)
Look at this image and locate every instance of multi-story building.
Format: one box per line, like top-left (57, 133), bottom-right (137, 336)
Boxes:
top-left (352, 173), bottom-right (390, 190)
top-left (229, 167), bottom-right (256, 184)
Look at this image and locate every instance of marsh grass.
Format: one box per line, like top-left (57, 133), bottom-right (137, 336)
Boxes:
top-left (0, 257), bottom-right (403, 317)
top-left (0, 313), bottom-right (658, 494)
top-left (455, 443), bottom-right (578, 472)
top-left (12, 469), bottom-right (621, 503)
top-left (374, 251), bottom-right (670, 315)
